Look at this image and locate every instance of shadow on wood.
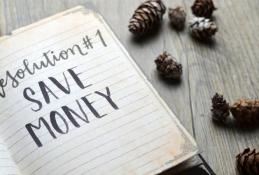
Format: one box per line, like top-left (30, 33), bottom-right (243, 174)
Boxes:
top-left (212, 118), bottom-right (259, 133)
top-left (168, 22), bottom-right (186, 33)
top-left (155, 72), bottom-right (182, 86)
top-left (189, 35), bottom-right (218, 48)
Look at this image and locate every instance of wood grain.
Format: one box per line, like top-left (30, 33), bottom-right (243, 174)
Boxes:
top-left (0, 0), bottom-right (258, 174)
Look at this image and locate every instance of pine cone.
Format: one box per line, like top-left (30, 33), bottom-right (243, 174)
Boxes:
top-left (168, 6), bottom-right (186, 30)
top-left (230, 98), bottom-right (259, 126)
top-left (189, 17), bottom-right (217, 40)
top-left (128, 0), bottom-right (166, 36)
top-left (155, 52), bottom-right (182, 79)
top-left (191, 0), bottom-right (216, 18)
top-left (211, 93), bottom-right (230, 122)
top-left (236, 148), bottom-right (259, 175)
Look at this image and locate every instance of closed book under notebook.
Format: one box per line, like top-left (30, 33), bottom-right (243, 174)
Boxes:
top-left (0, 6), bottom-right (198, 175)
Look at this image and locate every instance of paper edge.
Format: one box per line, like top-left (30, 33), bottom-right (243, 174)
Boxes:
top-left (93, 8), bottom-right (199, 174)
top-left (0, 5), bottom-right (199, 174)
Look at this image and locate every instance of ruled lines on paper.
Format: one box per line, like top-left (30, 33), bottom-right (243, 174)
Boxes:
top-left (0, 7), bottom-right (197, 175)
top-left (0, 139), bottom-right (20, 175)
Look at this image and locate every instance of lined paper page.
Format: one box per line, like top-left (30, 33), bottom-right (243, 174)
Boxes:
top-left (0, 6), bottom-right (197, 175)
top-left (0, 137), bottom-right (20, 175)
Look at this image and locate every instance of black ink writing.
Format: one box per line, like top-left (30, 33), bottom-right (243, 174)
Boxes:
top-left (96, 29), bottom-right (107, 47)
top-left (25, 87), bottom-right (118, 147)
top-left (23, 87), bottom-right (42, 112)
top-left (23, 67), bottom-right (92, 112)
top-left (25, 117), bottom-right (57, 147)
top-left (0, 29), bottom-right (107, 98)
top-left (95, 87), bottom-right (119, 110)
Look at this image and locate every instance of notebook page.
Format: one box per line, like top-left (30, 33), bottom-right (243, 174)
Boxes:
top-left (0, 137), bottom-right (20, 175)
top-left (0, 6), bottom-right (197, 175)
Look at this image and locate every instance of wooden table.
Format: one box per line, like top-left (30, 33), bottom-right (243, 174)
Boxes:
top-left (0, 0), bottom-right (258, 174)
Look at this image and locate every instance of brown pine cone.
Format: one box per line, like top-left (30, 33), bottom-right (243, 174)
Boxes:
top-left (155, 52), bottom-right (182, 79)
top-left (168, 6), bottom-right (186, 30)
top-left (211, 93), bottom-right (230, 122)
top-left (191, 0), bottom-right (216, 18)
top-left (236, 148), bottom-right (259, 175)
top-left (189, 17), bottom-right (217, 40)
top-left (128, 0), bottom-right (166, 36)
top-left (230, 98), bottom-right (259, 126)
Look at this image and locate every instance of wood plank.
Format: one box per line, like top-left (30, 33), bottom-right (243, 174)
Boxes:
top-left (182, 0), bottom-right (259, 174)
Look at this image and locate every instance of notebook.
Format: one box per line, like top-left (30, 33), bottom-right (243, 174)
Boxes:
top-left (0, 6), bottom-right (198, 175)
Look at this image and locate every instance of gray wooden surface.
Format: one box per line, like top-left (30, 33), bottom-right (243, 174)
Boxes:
top-left (0, 0), bottom-right (259, 174)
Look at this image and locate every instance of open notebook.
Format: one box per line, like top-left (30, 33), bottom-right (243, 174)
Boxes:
top-left (0, 6), bottom-right (198, 175)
